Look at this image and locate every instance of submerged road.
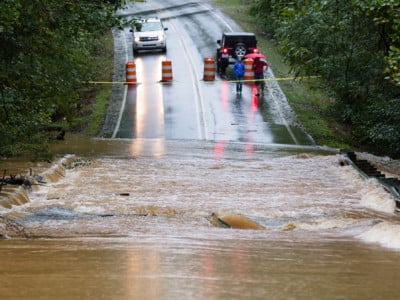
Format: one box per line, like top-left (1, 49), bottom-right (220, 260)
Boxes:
top-left (2, 2), bottom-right (400, 299)
top-left (111, 0), bottom-right (313, 149)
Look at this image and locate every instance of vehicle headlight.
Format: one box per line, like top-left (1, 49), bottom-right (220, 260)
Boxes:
top-left (134, 36), bottom-right (140, 42)
top-left (158, 35), bottom-right (164, 41)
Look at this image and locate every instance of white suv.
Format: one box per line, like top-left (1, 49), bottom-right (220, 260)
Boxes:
top-left (131, 17), bottom-right (168, 55)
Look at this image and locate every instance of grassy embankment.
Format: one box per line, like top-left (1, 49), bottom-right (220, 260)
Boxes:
top-left (213, 0), bottom-right (351, 149)
top-left (82, 31), bottom-right (114, 137)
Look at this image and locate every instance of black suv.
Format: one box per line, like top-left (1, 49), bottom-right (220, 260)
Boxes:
top-left (216, 32), bottom-right (258, 75)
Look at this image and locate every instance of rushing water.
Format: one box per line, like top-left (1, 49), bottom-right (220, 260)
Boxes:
top-left (1, 138), bottom-right (400, 299)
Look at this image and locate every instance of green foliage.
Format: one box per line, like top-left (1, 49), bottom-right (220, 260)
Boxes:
top-left (249, 0), bottom-right (400, 157)
top-left (358, 0), bottom-right (400, 86)
top-left (0, 0), bottom-right (124, 157)
top-left (83, 32), bottom-right (114, 137)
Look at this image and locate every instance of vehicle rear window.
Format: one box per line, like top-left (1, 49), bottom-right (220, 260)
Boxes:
top-left (225, 36), bottom-right (256, 46)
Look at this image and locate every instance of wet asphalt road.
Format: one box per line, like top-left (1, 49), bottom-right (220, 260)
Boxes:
top-left (112, 0), bottom-right (313, 147)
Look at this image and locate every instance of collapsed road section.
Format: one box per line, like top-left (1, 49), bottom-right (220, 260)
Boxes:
top-left (341, 149), bottom-right (400, 211)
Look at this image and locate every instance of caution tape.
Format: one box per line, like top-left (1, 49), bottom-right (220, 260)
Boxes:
top-left (225, 76), bottom-right (321, 84)
top-left (84, 76), bottom-right (320, 85)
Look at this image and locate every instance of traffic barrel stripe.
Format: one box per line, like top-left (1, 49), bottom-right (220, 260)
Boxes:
top-left (203, 57), bottom-right (215, 81)
top-left (125, 61), bottom-right (137, 84)
top-left (244, 58), bottom-right (254, 81)
top-left (161, 60), bottom-right (173, 82)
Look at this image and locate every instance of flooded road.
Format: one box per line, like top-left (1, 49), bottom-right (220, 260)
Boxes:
top-left (2, 1), bottom-right (400, 299)
top-left (2, 237), bottom-right (400, 300)
top-left (2, 140), bottom-right (400, 299)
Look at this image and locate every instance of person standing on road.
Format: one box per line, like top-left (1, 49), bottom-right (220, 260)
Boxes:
top-left (233, 56), bottom-right (245, 94)
top-left (253, 57), bottom-right (269, 96)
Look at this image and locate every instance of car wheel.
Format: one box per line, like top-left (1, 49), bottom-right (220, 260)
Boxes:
top-left (162, 46), bottom-right (167, 53)
top-left (234, 43), bottom-right (246, 58)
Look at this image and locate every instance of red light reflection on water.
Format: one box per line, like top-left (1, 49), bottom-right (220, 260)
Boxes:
top-left (251, 84), bottom-right (259, 113)
top-left (213, 140), bottom-right (226, 160)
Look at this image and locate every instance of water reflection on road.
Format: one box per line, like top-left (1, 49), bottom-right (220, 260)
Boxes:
top-left (2, 237), bottom-right (400, 300)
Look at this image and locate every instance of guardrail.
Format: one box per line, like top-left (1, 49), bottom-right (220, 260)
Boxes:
top-left (340, 149), bottom-right (400, 212)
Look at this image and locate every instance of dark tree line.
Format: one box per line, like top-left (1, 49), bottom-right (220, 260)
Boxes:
top-left (250, 0), bottom-right (400, 158)
top-left (0, 0), bottom-right (125, 157)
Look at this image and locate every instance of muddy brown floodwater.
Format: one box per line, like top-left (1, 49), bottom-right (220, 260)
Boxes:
top-left (1, 138), bottom-right (400, 299)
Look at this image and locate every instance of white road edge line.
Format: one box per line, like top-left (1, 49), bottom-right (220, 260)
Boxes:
top-left (267, 86), bottom-right (299, 145)
top-left (201, 3), bottom-right (233, 32)
top-left (111, 30), bottom-right (129, 139)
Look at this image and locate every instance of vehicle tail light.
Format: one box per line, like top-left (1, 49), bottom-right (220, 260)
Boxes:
top-left (222, 48), bottom-right (229, 54)
top-left (253, 48), bottom-right (259, 53)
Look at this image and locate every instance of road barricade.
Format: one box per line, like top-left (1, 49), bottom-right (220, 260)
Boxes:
top-left (125, 61), bottom-right (137, 84)
top-left (244, 58), bottom-right (254, 82)
top-left (203, 57), bottom-right (215, 81)
top-left (161, 60), bottom-right (173, 82)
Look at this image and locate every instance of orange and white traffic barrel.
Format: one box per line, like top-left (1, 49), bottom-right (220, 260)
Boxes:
top-left (125, 61), bottom-right (136, 84)
top-left (203, 57), bottom-right (215, 81)
top-left (244, 58), bottom-right (254, 81)
top-left (161, 60), bottom-right (173, 82)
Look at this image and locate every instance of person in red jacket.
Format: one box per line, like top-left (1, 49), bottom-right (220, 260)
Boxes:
top-left (253, 57), bottom-right (269, 96)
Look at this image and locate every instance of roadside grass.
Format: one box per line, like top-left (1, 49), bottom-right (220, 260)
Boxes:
top-left (83, 31), bottom-right (114, 136)
top-left (213, 0), bottom-right (351, 149)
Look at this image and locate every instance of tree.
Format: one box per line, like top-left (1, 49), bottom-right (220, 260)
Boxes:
top-left (0, 0), bottom-right (124, 157)
top-left (250, 0), bottom-right (400, 157)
